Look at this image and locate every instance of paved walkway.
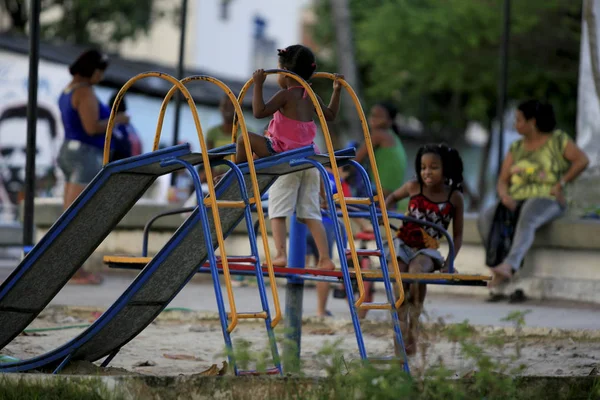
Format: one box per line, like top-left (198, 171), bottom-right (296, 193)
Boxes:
top-left (8, 273), bottom-right (596, 331)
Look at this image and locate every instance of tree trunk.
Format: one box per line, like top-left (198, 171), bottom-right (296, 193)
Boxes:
top-left (584, 0), bottom-right (600, 101)
top-left (330, 0), bottom-right (363, 143)
top-left (573, 0), bottom-right (600, 214)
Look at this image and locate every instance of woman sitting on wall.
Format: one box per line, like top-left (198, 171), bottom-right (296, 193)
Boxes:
top-left (478, 99), bottom-right (589, 292)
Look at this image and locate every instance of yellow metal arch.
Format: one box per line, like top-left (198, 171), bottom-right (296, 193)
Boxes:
top-left (153, 75), bottom-right (281, 331)
top-left (104, 72), bottom-right (197, 165)
top-left (312, 72), bottom-right (405, 309)
top-left (103, 72), bottom-right (275, 332)
top-left (233, 70), bottom-right (401, 309)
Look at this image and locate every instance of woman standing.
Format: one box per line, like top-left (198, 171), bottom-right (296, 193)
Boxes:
top-left (57, 49), bottom-right (129, 284)
top-left (354, 102), bottom-right (408, 208)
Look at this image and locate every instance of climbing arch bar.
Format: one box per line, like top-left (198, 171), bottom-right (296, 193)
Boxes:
top-left (153, 75), bottom-right (281, 330)
top-left (233, 70), bottom-right (369, 308)
top-left (312, 72), bottom-right (404, 310)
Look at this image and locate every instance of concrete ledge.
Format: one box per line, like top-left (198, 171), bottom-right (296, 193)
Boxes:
top-left (462, 212), bottom-right (600, 250)
top-left (0, 222), bottom-right (23, 246)
top-left (27, 198), bottom-right (358, 235)
top-left (28, 198), bottom-right (186, 231)
top-left (428, 243), bottom-right (600, 303)
top-left (25, 198), bottom-right (600, 304)
top-left (28, 199), bottom-right (600, 249)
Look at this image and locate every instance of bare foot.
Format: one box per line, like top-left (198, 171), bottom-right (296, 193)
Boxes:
top-left (271, 255), bottom-right (287, 268)
top-left (317, 258), bottom-right (336, 271)
top-left (488, 263), bottom-right (512, 288)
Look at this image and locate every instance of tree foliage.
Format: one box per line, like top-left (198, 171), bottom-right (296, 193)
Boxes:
top-left (312, 0), bottom-right (582, 138)
top-left (0, 0), bottom-right (168, 47)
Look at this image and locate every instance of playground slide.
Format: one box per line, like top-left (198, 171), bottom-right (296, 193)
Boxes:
top-left (0, 143), bottom-right (235, 350)
top-left (0, 146), bottom-right (349, 373)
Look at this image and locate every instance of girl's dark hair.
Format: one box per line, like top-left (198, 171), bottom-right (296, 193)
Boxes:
top-left (69, 49), bottom-right (109, 78)
top-left (277, 45), bottom-right (316, 81)
top-left (376, 101), bottom-right (401, 138)
top-left (415, 143), bottom-right (464, 192)
top-left (517, 99), bottom-right (556, 133)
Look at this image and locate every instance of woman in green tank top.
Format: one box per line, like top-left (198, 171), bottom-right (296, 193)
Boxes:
top-left (354, 102), bottom-right (408, 209)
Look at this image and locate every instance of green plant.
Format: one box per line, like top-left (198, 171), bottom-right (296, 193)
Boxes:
top-left (228, 312), bottom-right (591, 399)
top-left (501, 310), bottom-right (532, 358)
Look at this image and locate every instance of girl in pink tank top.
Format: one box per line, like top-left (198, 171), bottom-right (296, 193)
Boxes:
top-left (234, 45), bottom-right (343, 163)
top-left (235, 45), bottom-right (344, 311)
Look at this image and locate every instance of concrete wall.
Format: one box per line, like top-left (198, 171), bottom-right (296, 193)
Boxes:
top-left (437, 213), bottom-right (600, 303)
top-left (29, 199), bottom-right (600, 303)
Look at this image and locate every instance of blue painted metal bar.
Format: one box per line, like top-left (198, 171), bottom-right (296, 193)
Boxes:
top-left (100, 348), bottom-right (120, 368)
top-left (346, 160), bottom-right (409, 373)
top-left (213, 159), bottom-right (282, 376)
top-left (340, 209), bottom-right (456, 273)
top-left (52, 353), bottom-right (73, 375)
top-left (141, 207), bottom-right (195, 257)
top-left (159, 157), bottom-right (237, 373)
top-left (288, 159), bottom-right (367, 360)
top-left (284, 213), bottom-right (306, 372)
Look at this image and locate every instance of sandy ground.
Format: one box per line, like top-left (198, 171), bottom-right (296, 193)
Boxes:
top-left (3, 306), bottom-right (600, 378)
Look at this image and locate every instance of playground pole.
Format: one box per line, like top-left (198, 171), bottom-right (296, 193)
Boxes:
top-left (171, 0), bottom-right (188, 185)
top-left (496, 0), bottom-right (511, 178)
top-left (23, 0), bottom-right (41, 254)
top-left (284, 214), bottom-right (306, 372)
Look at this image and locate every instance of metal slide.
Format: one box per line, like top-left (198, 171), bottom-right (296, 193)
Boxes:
top-left (0, 146), bottom-right (345, 373)
top-left (0, 143), bottom-right (234, 350)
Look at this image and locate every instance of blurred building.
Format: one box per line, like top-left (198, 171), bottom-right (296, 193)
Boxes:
top-left (0, 0), bottom-right (315, 213)
top-left (117, 0), bottom-right (313, 80)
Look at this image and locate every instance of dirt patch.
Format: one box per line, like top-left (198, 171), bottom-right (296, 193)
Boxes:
top-left (3, 306), bottom-right (600, 377)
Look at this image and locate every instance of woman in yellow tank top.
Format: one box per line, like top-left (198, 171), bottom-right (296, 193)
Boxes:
top-left (478, 100), bottom-right (589, 293)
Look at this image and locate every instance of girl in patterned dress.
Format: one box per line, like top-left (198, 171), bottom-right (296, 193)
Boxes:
top-left (384, 144), bottom-right (465, 356)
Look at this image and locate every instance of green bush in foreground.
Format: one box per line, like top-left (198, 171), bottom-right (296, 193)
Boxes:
top-left (226, 311), bottom-right (600, 400)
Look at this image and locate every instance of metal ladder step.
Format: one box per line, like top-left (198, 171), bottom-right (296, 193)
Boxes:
top-left (333, 193), bottom-right (379, 205)
top-left (358, 302), bottom-right (392, 310)
top-left (203, 199), bottom-right (247, 208)
top-left (227, 312), bottom-right (268, 320)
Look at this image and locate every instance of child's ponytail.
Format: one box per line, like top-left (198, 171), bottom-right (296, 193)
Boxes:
top-left (439, 144), bottom-right (464, 192)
